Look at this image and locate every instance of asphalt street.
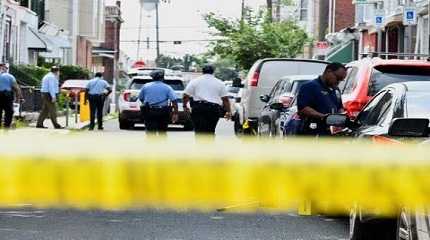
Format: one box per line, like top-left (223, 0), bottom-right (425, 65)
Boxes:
top-left (2, 119), bottom-right (348, 240)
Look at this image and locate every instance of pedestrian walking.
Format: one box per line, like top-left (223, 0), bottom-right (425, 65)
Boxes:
top-left (296, 62), bottom-right (347, 136)
top-left (182, 65), bottom-right (231, 135)
top-left (138, 69), bottom-right (179, 135)
top-left (85, 72), bottom-right (112, 130)
top-left (36, 66), bottom-right (63, 129)
top-left (0, 63), bottom-right (23, 129)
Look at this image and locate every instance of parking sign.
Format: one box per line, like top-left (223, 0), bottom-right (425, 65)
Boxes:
top-left (403, 7), bottom-right (417, 25)
top-left (374, 10), bottom-right (384, 29)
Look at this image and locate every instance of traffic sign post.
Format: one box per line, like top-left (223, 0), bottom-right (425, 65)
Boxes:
top-left (403, 7), bottom-right (417, 26)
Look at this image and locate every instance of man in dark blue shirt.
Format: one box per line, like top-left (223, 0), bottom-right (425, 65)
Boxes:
top-left (297, 62), bottom-right (347, 136)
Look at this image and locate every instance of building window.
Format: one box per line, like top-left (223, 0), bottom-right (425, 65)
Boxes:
top-left (299, 0), bottom-right (308, 21)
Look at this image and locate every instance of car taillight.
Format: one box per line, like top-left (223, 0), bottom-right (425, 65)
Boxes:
top-left (344, 100), bottom-right (365, 118)
top-left (123, 92), bottom-right (131, 102)
top-left (249, 71), bottom-right (260, 87)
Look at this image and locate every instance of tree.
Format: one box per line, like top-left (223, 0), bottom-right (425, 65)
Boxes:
top-left (155, 54), bottom-right (184, 69)
top-left (204, 8), bottom-right (309, 70)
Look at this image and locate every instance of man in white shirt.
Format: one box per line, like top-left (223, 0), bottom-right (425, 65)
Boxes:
top-left (183, 65), bottom-right (231, 135)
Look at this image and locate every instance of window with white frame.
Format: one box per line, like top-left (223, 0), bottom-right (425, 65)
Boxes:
top-left (299, 0), bottom-right (308, 21)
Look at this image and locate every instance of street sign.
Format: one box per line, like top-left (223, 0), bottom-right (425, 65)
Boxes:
top-left (374, 10), bottom-right (385, 29)
top-left (403, 7), bottom-right (417, 26)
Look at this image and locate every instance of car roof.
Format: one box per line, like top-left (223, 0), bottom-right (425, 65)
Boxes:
top-left (61, 79), bottom-right (90, 89)
top-left (350, 57), bottom-right (430, 67)
top-left (383, 81), bottom-right (430, 93)
top-left (279, 75), bottom-right (318, 81)
top-left (131, 76), bottom-right (185, 81)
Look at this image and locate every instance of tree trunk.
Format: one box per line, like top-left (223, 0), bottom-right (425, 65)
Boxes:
top-left (266, 0), bottom-right (273, 22)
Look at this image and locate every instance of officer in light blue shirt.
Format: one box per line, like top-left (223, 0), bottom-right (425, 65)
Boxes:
top-left (138, 70), bottom-right (179, 134)
top-left (0, 63), bottom-right (23, 128)
top-left (36, 66), bottom-right (63, 129)
top-left (85, 72), bottom-right (112, 130)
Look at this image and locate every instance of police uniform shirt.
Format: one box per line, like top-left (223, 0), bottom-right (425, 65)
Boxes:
top-left (41, 72), bottom-right (59, 99)
top-left (297, 77), bottom-right (343, 134)
top-left (86, 77), bottom-right (110, 95)
top-left (138, 81), bottom-right (178, 107)
top-left (0, 73), bottom-right (16, 92)
top-left (184, 74), bottom-right (228, 106)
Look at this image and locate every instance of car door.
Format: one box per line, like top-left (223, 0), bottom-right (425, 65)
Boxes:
top-left (258, 80), bottom-right (284, 136)
top-left (355, 89), bottom-right (395, 137)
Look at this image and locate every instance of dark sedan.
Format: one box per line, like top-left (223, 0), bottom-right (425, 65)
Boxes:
top-left (258, 75), bottom-right (316, 137)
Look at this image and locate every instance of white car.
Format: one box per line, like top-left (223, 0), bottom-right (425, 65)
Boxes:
top-left (118, 76), bottom-right (192, 130)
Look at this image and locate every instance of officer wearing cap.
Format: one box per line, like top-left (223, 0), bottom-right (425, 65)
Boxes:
top-left (36, 66), bottom-right (63, 129)
top-left (138, 69), bottom-right (179, 135)
top-left (0, 63), bottom-right (23, 129)
top-left (297, 62), bottom-right (347, 136)
top-left (183, 65), bottom-right (231, 135)
top-left (85, 72), bottom-right (112, 130)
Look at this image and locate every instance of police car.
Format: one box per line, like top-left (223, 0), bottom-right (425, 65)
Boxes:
top-left (118, 75), bottom-right (192, 130)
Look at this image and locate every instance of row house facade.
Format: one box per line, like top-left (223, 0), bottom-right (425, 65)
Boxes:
top-left (272, 0), bottom-right (356, 62)
top-left (354, 0), bottom-right (429, 58)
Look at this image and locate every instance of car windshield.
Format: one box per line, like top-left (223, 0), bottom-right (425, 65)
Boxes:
top-left (406, 91), bottom-right (430, 120)
top-left (130, 79), bottom-right (185, 91)
top-left (369, 65), bottom-right (430, 96)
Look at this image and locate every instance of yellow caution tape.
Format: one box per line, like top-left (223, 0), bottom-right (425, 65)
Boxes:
top-left (0, 132), bottom-right (429, 215)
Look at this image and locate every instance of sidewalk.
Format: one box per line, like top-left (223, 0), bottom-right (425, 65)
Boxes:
top-left (27, 113), bottom-right (117, 130)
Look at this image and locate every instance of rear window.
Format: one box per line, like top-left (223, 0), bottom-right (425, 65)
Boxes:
top-left (130, 79), bottom-right (184, 91)
top-left (369, 65), bottom-right (430, 96)
top-left (258, 61), bottom-right (327, 88)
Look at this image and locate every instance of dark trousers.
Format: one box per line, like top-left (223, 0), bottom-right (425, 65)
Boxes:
top-left (191, 102), bottom-right (221, 134)
top-left (142, 107), bottom-right (170, 134)
top-left (89, 94), bottom-right (105, 129)
top-left (37, 93), bottom-right (60, 128)
top-left (0, 91), bottom-right (14, 128)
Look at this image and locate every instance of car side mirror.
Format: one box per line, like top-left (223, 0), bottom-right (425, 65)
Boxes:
top-left (269, 102), bottom-right (284, 110)
top-left (232, 78), bottom-right (244, 88)
top-left (235, 97), bottom-right (241, 103)
top-left (260, 94), bottom-right (270, 103)
top-left (325, 114), bottom-right (348, 127)
top-left (388, 118), bottom-right (429, 137)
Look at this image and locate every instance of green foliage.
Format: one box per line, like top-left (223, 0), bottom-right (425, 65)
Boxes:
top-left (155, 54), bottom-right (184, 69)
top-left (59, 65), bottom-right (90, 83)
top-left (204, 8), bottom-right (309, 70)
top-left (10, 65), bottom-right (49, 86)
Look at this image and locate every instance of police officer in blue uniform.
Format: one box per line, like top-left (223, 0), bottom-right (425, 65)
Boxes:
top-left (138, 70), bottom-right (179, 135)
top-left (0, 63), bottom-right (23, 129)
top-left (297, 62), bottom-right (347, 136)
top-left (85, 72), bottom-right (112, 130)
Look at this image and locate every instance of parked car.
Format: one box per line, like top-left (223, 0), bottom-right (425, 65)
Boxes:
top-left (258, 75), bottom-right (317, 137)
top-left (323, 82), bottom-right (430, 240)
top-left (118, 76), bottom-right (192, 130)
top-left (233, 58), bottom-right (329, 135)
top-left (340, 58), bottom-right (430, 118)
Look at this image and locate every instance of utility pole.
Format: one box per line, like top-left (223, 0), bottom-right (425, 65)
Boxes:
top-left (155, 1), bottom-right (160, 62)
top-left (241, 0), bottom-right (245, 23)
top-left (428, 0), bottom-right (430, 56)
top-left (71, 0), bottom-right (79, 65)
top-left (376, 2), bottom-right (383, 58)
top-left (137, 0), bottom-right (144, 60)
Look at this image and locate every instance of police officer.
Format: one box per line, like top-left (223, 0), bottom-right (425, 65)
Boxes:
top-left (183, 65), bottom-right (231, 135)
top-left (0, 63), bottom-right (23, 129)
top-left (297, 62), bottom-right (347, 136)
top-left (85, 72), bottom-right (112, 130)
top-left (138, 70), bottom-right (179, 135)
top-left (36, 66), bottom-right (63, 129)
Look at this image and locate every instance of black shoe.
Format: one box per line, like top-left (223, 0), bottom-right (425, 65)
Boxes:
top-left (36, 125), bottom-right (47, 129)
top-left (54, 125), bottom-right (64, 129)
top-left (98, 127), bottom-right (104, 130)
top-left (88, 127), bottom-right (94, 131)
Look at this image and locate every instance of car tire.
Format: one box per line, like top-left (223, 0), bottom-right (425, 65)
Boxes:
top-left (119, 119), bottom-right (132, 130)
top-left (183, 122), bottom-right (193, 131)
top-left (350, 214), bottom-right (397, 240)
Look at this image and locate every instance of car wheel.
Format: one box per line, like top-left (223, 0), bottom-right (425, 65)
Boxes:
top-left (233, 114), bottom-right (243, 135)
top-left (396, 210), bottom-right (413, 240)
top-left (119, 119), bottom-right (132, 130)
top-left (183, 122), bottom-right (193, 131)
top-left (350, 211), bottom-right (397, 240)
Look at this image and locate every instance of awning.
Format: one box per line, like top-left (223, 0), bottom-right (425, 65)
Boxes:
top-left (325, 41), bottom-right (354, 63)
top-left (92, 47), bottom-right (115, 59)
top-left (27, 28), bottom-right (47, 51)
top-left (38, 33), bottom-right (72, 59)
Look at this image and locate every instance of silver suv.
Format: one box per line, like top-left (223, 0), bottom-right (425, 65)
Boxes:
top-left (233, 58), bottom-right (329, 135)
